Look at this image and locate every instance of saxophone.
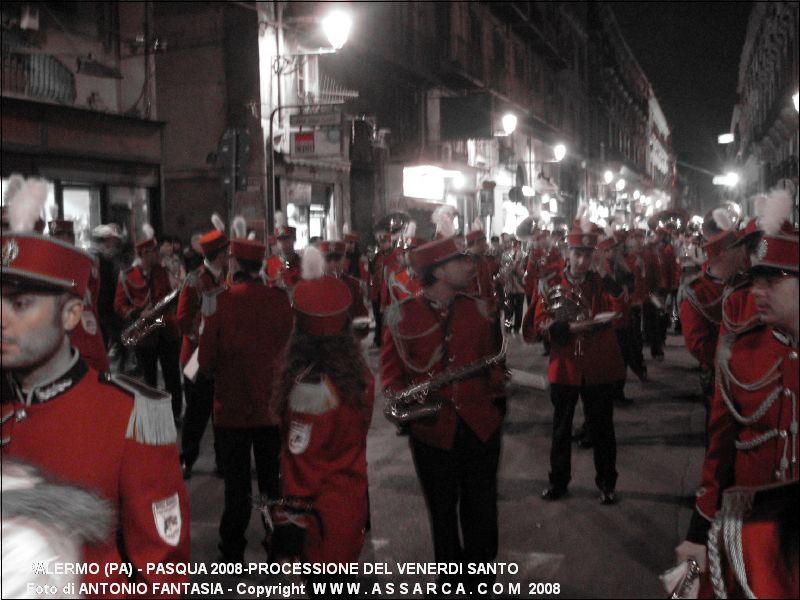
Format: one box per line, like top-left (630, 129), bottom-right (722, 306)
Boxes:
top-left (121, 288), bottom-right (180, 348)
top-left (383, 337), bottom-right (508, 429)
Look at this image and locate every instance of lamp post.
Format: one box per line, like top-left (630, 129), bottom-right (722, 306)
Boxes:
top-left (265, 9), bottom-right (352, 237)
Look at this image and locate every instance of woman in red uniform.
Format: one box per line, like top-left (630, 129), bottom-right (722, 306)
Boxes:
top-left (272, 246), bottom-right (374, 574)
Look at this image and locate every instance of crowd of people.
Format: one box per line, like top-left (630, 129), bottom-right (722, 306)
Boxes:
top-left (1, 172), bottom-right (797, 599)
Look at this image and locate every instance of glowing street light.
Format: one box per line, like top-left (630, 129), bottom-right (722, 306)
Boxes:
top-left (553, 144), bottom-right (566, 162)
top-left (712, 172), bottom-right (740, 187)
top-left (322, 11), bottom-right (352, 50)
top-left (718, 133), bottom-right (735, 144)
top-left (794, 91), bottom-right (799, 112)
top-left (502, 113), bottom-right (518, 136)
top-left (603, 170), bottom-right (614, 185)
top-left (615, 178), bottom-right (626, 192)
top-left (633, 190), bottom-right (641, 200)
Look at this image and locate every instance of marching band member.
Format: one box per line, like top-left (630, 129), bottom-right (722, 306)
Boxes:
top-left (320, 239), bottom-right (369, 319)
top-left (176, 216), bottom-right (229, 479)
top-left (370, 232), bottom-right (393, 347)
top-left (198, 238), bottom-right (293, 563)
top-left (2, 231), bottom-right (190, 595)
top-left (115, 226), bottom-right (184, 423)
top-left (502, 238), bottom-right (527, 333)
top-left (679, 208), bottom-right (745, 403)
top-left (381, 237), bottom-right (506, 592)
top-left (675, 192), bottom-right (798, 599)
top-left (530, 218), bottom-right (625, 504)
top-left (271, 247), bottom-right (373, 582)
top-left (265, 213), bottom-right (301, 290)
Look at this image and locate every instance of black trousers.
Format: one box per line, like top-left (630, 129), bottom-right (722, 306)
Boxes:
top-left (217, 426), bottom-right (281, 560)
top-left (372, 300), bottom-right (383, 346)
top-left (505, 293), bottom-right (525, 332)
top-left (618, 306), bottom-right (646, 377)
top-left (548, 383), bottom-right (617, 492)
top-left (642, 300), bottom-right (668, 356)
top-left (135, 333), bottom-right (183, 420)
top-left (410, 420), bottom-right (501, 589)
top-left (181, 373), bottom-right (221, 469)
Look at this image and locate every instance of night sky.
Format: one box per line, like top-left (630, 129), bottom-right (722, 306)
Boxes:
top-left (609, 1), bottom-right (753, 197)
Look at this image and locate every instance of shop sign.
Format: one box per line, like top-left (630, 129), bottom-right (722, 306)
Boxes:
top-left (291, 128), bottom-right (342, 158)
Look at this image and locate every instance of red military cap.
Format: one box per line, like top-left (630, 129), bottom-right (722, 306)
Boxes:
top-left (2, 233), bottom-right (93, 298)
top-left (319, 240), bottom-right (346, 256)
top-left (596, 236), bottom-right (620, 252)
top-left (405, 237), bottom-right (424, 250)
top-left (275, 225), bottom-right (296, 239)
top-left (293, 275), bottom-right (352, 336)
top-left (48, 220), bottom-right (74, 237)
top-left (702, 207), bottom-right (738, 259)
top-left (465, 229), bottom-right (486, 246)
top-left (230, 239), bottom-right (265, 262)
top-left (567, 225), bottom-right (598, 250)
top-left (135, 238), bottom-right (158, 254)
top-left (199, 229), bottom-right (229, 256)
top-left (344, 232), bottom-right (359, 243)
top-left (750, 231), bottom-right (799, 274)
top-left (409, 237), bottom-right (464, 272)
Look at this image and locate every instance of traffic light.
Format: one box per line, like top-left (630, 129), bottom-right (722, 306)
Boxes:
top-left (217, 128), bottom-right (251, 194)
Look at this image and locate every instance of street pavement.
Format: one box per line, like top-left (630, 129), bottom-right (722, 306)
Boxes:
top-left (182, 327), bottom-right (707, 598)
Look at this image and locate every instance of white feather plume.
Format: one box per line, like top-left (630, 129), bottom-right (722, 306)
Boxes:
top-left (403, 220), bottom-right (417, 239)
top-left (247, 231), bottom-right (256, 240)
top-left (431, 205), bottom-right (457, 237)
top-left (48, 204), bottom-right (60, 221)
top-left (575, 203), bottom-right (592, 234)
top-left (9, 177), bottom-right (48, 233)
top-left (471, 217), bottom-right (483, 233)
top-left (712, 207), bottom-right (733, 232)
top-left (211, 212), bottom-right (225, 233)
top-left (301, 245), bottom-right (325, 280)
top-left (274, 211), bottom-right (286, 228)
top-left (142, 223), bottom-right (155, 241)
top-left (342, 223), bottom-right (351, 236)
top-left (761, 188), bottom-right (792, 236)
top-left (232, 216), bottom-right (247, 239)
top-left (3, 174), bottom-right (24, 206)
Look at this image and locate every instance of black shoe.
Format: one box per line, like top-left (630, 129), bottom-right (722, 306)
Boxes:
top-left (181, 461), bottom-right (192, 480)
top-left (572, 425), bottom-right (587, 441)
top-left (213, 464), bottom-right (225, 479)
top-left (635, 366), bottom-right (648, 382)
top-left (577, 438), bottom-right (594, 449)
top-left (599, 490), bottom-right (617, 505)
top-left (541, 487), bottom-right (568, 501)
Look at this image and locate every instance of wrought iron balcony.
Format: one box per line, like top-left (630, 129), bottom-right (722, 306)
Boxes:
top-left (2, 48), bottom-right (77, 105)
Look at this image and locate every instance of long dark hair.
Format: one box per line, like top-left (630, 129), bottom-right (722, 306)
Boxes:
top-left (275, 328), bottom-right (368, 417)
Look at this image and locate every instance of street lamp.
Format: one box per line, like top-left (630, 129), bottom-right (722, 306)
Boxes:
top-left (718, 133), bottom-right (735, 144)
top-left (793, 91), bottom-right (799, 112)
top-left (603, 170), bottom-right (614, 185)
top-left (266, 10), bottom-right (352, 236)
top-left (633, 190), bottom-right (641, 201)
top-left (615, 178), bottom-right (626, 192)
top-left (553, 144), bottom-right (566, 162)
top-left (502, 113), bottom-right (517, 136)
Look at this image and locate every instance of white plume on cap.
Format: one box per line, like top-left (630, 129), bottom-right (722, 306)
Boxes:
top-left (211, 213), bottom-right (225, 233)
top-left (9, 177), bottom-right (48, 233)
top-left (753, 194), bottom-right (768, 218)
top-left (274, 211), bottom-right (286, 228)
top-left (403, 220), bottom-right (417, 239)
top-left (301, 245), bottom-right (325, 280)
top-left (247, 231), bottom-right (256, 240)
top-left (761, 188), bottom-right (792, 236)
top-left (232, 216), bottom-right (247, 239)
top-left (471, 217), bottom-right (483, 232)
top-left (712, 207), bottom-right (733, 232)
top-left (3, 174), bottom-right (24, 206)
top-left (142, 223), bottom-right (155, 241)
top-left (431, 205), bottom-right (457, 237)
top-left (48, 204), bottom-right (59, 221)
top-left (342, 223), bottom-right (351, 236)
top-left (575, 203), bottom-right (592, 234)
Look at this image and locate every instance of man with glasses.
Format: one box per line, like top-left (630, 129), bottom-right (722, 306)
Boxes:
top-left (675, 209), bottom-right (798, 598)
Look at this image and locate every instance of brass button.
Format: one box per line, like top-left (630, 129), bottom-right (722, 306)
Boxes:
top-left (789, 351), bottom-right (798, 360)
top-left (784, 388), bottom-right (792, 397)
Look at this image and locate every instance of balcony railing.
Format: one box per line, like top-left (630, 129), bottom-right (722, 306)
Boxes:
top-left (2, 49), bottom-right (77, 105)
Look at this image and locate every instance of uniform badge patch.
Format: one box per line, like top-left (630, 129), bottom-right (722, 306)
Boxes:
top-left (756, 239), bottom-right (768, 260)
top-left (2, 239), bottom-right (19, 266)
top-left (81, 311), bottom-right (98, 336)
top-left (152, 493), bottom-right (182, 547)
top-left (288, 420), bottom-right (312, 455)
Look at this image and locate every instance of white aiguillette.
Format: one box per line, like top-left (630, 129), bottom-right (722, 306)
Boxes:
top-left (592, 311), bottom-right (620, 325)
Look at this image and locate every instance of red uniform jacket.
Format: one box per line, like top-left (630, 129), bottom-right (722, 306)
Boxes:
top-left (277, 371), bottom-right (374, 563)
top-left (469, 255), bottom-right (498, 312)
top-left (265, 253), bottom-right (301, 290)
top-left (380, 248), bottom-right (405, 310)
top-left (624, 251), bottom-right (648, 306)
top-left (176, 264), bottom-right (226, 365)
top-left (678, 268), bottom-right (725, 370)
top-left (2, 356), bottom-right (190, 596)
top-left (642, 245), bottom-right (666, 293)
top-left (658, 243), bottom-right (679, 292)
top-left (381, 293), bottom-right (505, 450)
top-left (523, 247), bottom-right (545, 297)
top-left (199, 279), bottom-right (293, 428)
top-left (114, 263), bottom-right (179, 343)
top-left (340, 273), bottom-right (369, 318)
top-left (690, 325), bottom-right (799, 598)
top-left (720, 279), bottom-right (759, 337)
top-left (530, 270), bottom-right (626, 386)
